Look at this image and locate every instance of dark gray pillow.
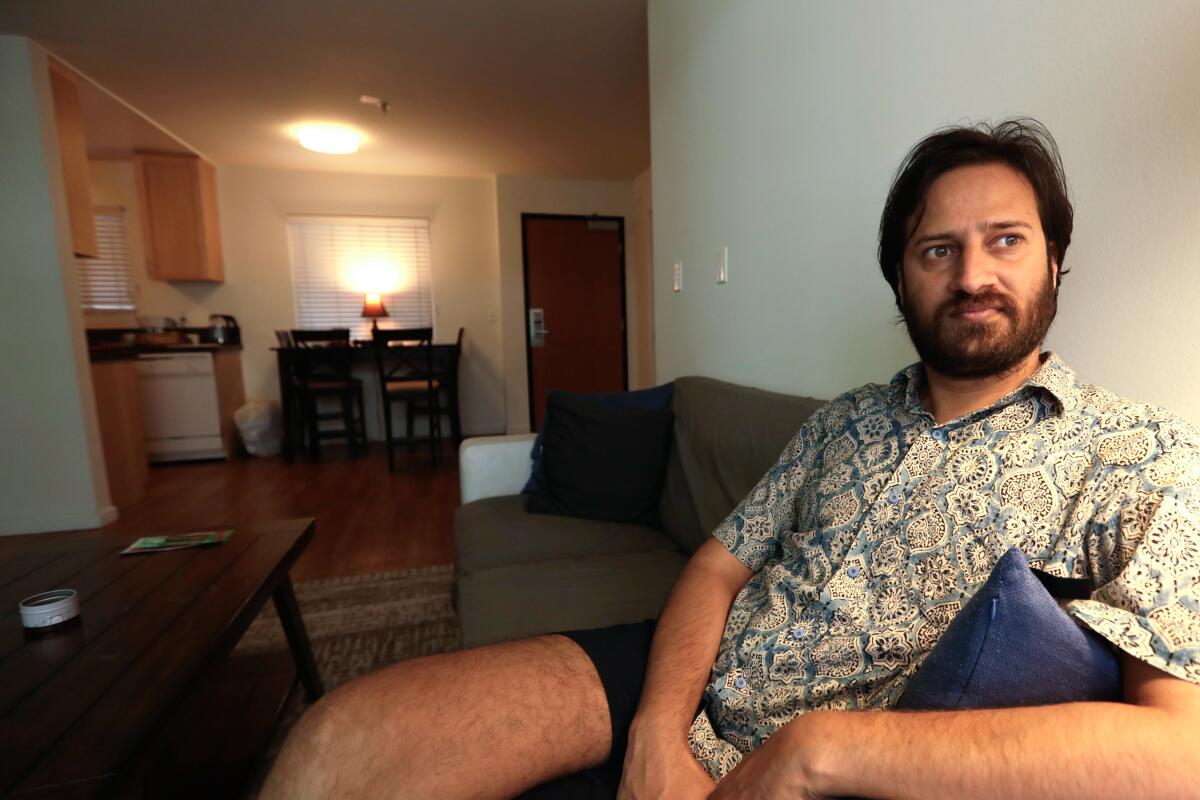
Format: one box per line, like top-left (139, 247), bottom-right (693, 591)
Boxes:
top-left (525, 391), bottom-right (674, 526)
top-left (522, 383), bottom-right (674, 494)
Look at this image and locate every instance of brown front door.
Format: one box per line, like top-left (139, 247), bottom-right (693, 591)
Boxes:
top-left (523, 214), bottom-right (627, 431)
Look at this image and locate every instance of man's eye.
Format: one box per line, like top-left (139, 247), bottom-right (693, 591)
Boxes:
top-left (997, 234), bottom-right (1022, 247)
top-left (925, 245), bottom-right (952, 259)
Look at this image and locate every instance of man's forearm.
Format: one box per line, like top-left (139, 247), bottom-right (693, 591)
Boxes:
top-left (631, 542), bottom-right (747, 735)
top-left (795, 702), bottom-right (1200, 799)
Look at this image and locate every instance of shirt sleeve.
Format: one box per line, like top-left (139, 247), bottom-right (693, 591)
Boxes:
top-left (1067, 428), bottom-right (1200, 686)
top-left (712, 401), bottom-right (833, 573)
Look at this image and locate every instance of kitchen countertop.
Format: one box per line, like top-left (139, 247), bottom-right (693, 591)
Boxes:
top-left (87, 342), bottom-right (232, 362)
top-left (86, 328), bottom-right (243, 362)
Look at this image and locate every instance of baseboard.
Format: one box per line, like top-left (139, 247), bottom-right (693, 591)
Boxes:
top-left (0, 506), bottom-right (110, 535)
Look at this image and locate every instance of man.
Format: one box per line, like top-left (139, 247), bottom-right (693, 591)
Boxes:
top-left (262, 120), bottom-right (1200, 799)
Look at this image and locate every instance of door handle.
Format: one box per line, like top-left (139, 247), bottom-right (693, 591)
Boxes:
top-left (529, 308), bottom-right (548, 347)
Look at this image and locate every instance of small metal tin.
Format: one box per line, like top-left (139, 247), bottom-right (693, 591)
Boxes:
top-left (19, 589), bottom-right (81, 633)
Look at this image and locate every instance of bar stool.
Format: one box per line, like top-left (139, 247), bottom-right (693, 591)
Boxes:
top-left (373, 327), bottom-right (440, 470)
top-left (409, 327), bottom-right (464, 445)
top-left (290, 328), bottom-right (366, 459)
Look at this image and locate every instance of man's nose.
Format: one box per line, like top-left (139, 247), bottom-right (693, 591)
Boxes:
top-left (951, 243), bottom-right (998, 295)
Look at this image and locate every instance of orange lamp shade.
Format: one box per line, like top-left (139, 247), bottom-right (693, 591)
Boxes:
top-left (361, 292), bottom-right (389, 320)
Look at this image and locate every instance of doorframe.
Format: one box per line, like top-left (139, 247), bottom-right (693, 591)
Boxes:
top-left (520, 212), bottom-right (629, 432)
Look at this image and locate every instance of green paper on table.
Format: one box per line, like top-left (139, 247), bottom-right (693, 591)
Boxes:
top-left (120, 529), bottom-right (233, 555)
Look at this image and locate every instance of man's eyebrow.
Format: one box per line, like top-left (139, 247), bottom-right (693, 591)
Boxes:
top-left (981, 220), bottom-right (1034, 233)
top-left (910, 220), bottom-right (1033, 247)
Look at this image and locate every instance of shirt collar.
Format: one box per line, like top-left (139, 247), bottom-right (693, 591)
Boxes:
top-left (889, 351), bottom-right (1082, 419)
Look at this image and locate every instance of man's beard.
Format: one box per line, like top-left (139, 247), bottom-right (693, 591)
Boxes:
top-left (902, 269), bottom-right (1057, 379)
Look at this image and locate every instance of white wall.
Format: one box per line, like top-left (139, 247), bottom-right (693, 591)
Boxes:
top-left (0, 37), bottom-right (111, 533)
top-left (632, 167), bottom-right (656, 389)
top-left (649, 0), bottom-right (1200, 421)
top-left (221, 166), bottom-right (507, 436)
top-left (495, 175), bottom-right (644, 433)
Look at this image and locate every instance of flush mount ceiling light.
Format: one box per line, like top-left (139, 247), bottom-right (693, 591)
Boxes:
top-left (294, 124), bottom-right (361, 155)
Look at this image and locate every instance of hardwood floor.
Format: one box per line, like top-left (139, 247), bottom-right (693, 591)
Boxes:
top-left (90, 443), bottom-right (461, 581)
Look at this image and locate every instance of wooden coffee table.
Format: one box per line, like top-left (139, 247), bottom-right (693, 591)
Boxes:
top-left (0, 518), bottom-right (322, 798)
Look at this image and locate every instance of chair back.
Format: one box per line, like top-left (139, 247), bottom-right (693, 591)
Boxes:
top-left (290, 328), bottom-right (354, 385)
top-left (372, 327), bottom-right (435, 389)
top-left (291, 328), bottom-right (351, 347)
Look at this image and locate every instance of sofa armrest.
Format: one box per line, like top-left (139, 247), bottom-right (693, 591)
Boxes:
top-left (459, 433), bottom-right (538, 504)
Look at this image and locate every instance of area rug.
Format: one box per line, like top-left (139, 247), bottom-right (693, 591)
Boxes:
top-left (235, 564), bottom-right (461, 796)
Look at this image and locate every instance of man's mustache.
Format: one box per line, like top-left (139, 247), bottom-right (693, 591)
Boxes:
top-left (937, 291), bottom-right (1017, 320)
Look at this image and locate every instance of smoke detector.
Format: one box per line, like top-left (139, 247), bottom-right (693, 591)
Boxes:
top-left (359, 95), bottom-right (390, 114)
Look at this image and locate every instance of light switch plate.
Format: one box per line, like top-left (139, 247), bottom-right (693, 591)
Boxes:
top-left (673, 261), bottom-right (683, 292)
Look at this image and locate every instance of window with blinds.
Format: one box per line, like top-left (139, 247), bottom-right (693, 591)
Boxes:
top-left (78, 208), bottom-right (135, 312)
top-left (287, 215), bottom-right (434, 340)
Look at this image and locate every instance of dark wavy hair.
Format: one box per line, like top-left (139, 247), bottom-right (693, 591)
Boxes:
top-left (877, 118), bottom-right (1073, 309)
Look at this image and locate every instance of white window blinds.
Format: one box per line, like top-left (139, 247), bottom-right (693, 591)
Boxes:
top-left (78, 208), bottom-right (135, 312)
top-left (287, 215), bottom-right (434, 340)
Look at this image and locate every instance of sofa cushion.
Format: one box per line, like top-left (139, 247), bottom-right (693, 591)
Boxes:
top-left (522, 383), bottom-right (675, 494)
top-left (456, 550), bottom-right (689, 647)
top-left (455, 495), bottom-right (677, 572)
top-left (526, 392), bottom-right (674, 526)
top-left (661, 377), bottom-right (825, 553)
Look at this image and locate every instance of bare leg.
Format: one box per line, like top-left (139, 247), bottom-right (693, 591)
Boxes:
top-left (260, 634), bottom-right (611, 800)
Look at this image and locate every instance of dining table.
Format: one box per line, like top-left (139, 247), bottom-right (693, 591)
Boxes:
top-left (273, 339), bottom-right (462, 459)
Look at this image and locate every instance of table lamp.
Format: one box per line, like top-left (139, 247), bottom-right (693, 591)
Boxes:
top-left (361, 292), bottom-right (389, 330)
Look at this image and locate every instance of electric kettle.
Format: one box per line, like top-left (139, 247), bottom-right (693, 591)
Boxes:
top-left (207, 314), bottom-right (240, 346)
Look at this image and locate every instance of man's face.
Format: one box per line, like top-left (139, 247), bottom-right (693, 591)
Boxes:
top-left (898, 162), bottom-right (1058, 379)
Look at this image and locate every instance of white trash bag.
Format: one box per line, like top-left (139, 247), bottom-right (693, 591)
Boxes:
top-left (235, 400), bottom-right (283, 457)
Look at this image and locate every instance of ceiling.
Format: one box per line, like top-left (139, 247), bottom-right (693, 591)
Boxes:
top-left (1, 0), bottom-right (650, 179)
top-left (75, 77), bottom-right (192, 159)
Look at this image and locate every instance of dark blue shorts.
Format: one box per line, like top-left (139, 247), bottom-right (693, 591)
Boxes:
top-left (518, 619), bottom-right (657, 800)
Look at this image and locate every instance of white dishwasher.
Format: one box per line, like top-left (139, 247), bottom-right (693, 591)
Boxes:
top-left (135, 352), bottom-right (226, 462)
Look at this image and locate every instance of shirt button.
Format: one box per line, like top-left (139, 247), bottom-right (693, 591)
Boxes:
top-left (735, 677), bottom-right (747, 689)
top-left (888, 488), bottom-right (900, 504)
top-left (931, 429), bottom-right (947, 442)
top-left (847, 566), bottom-right (861, 579)
top-left (792, 627), bottom-right (807, 639)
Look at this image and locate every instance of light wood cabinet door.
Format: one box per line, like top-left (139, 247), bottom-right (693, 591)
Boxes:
top-left (212, 349), bottom-right (246, 457)
top-left (135, 152), bottom-right (225, 282)
top-left (91, 359), bottom-right (149, 509)
top-left (47, 59), bottom-right (99, 258)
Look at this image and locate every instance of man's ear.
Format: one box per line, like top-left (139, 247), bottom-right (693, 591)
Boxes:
top-left (1049, 246), bottom-right (1060, 291)
top-left (896, 263), bottom-right (906, 309)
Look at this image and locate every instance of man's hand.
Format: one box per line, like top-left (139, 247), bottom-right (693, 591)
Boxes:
top-left (615, 539), bottom-right (750, 798)
top-left (707, 715), bottom-right (829, 800)
top-left (616, 723), bottom-right (716, 800)
top-left (711, 657), bottom-right (1200, 799)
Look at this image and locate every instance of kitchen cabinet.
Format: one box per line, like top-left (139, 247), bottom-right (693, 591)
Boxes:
top-left (90, 358), bottom-right (149, 508)
top-left (47, 58), bottom-right (99, 258)
top-left (213, 349), bottom-right (246, 457)
top-left (135, 152), bottom-right (225, 282)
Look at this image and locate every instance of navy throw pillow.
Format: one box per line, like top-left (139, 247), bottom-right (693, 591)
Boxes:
top-left (524, 392), bottom-right (674, 526)
top-left (898, 547), bottom-right (1121, 710)
top-left (522, 383), bottom-right (674, 494)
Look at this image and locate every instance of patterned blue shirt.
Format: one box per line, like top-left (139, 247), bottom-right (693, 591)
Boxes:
top-left (687, 353), bottom-right (1200, 779)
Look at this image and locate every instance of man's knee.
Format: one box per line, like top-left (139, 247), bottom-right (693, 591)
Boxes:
top-left (264, 679), bottom-right (412, 799)
top-left (264, 638), bottom-right (611, 799)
